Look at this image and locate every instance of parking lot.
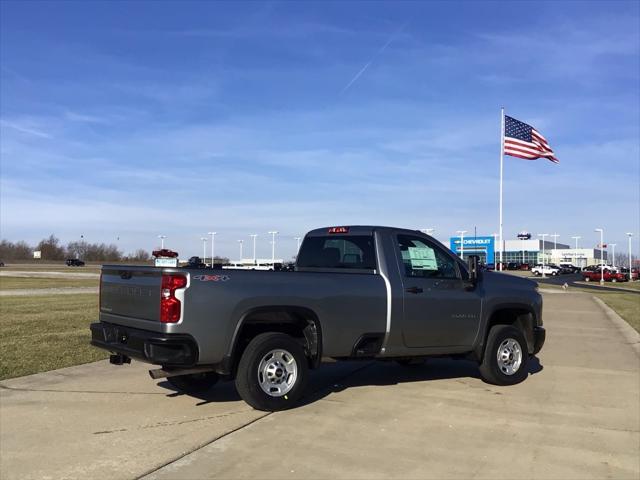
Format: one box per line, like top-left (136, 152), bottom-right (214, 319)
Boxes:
top-left (1, 291), bottom-right (639, 480)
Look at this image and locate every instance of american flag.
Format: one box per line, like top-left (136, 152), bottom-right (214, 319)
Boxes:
top-left (504, 115), bottom-right (558, 164)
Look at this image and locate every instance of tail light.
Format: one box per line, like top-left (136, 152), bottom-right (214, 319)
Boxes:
top-left (160, 274), bottom-right (188, 323)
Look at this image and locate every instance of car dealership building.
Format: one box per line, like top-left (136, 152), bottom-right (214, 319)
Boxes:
top-left (449, 235), bottom-right (607, 268)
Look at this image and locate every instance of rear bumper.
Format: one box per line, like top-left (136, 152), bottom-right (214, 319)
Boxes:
top-left (532, 326), bottom-right (546, 355)
top-left (90, 322), bottom-right (198, 366)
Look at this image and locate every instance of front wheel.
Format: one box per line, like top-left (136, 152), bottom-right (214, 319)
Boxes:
top-left (235, 332), bottom-right (308, 411)
top-left (479, 325), bottom-right (529, 386)
top-left (166, 372), bottom-right (219, 394)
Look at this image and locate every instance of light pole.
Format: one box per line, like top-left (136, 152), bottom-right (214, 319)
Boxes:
top-left (456, 230), bottom-right (467, 260)
top-left (626, 233), bottom-right (634, 281)
top-left (207, 232), bottom-right (217, 268)
top-left (200, 237), bottom-right (208, 264)
top-left (249, 234), bottom-right (258, 263)
top-left (491, 232), bottom-right (498, 267)
top-left (610, 243), bottom-right (617, 268)
top-left (158, 235), bottom-right (166, 249)
top-left (294, 237), bottom-right (302, 253)
top-left (521, 237), bottom-right (525, 264)
top-left (268, 231), bottom-right (279, 264)
top-left (595, 228), bottom-right (604, 284)
top-left (551, 233), bottom-right (559, 263)
top-left (538, 234), bottom-right (548, 278)
top-left (238, 240), bottom-right (244, 260)
top-left (572, 236), bottom-right (581, 268)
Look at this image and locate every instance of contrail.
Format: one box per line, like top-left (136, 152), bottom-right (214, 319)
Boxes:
top-left (340, 22), bottom-right (408, 94)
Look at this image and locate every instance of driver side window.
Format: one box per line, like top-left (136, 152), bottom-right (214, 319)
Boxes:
top-left (397, 235), bottom-right (459, 280)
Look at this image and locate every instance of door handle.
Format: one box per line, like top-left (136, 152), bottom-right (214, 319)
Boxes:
top-left (406, 286), bottom-right (423, 294)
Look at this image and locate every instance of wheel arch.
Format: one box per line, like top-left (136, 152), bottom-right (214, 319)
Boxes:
top-left (226, 305), bottom-right (323, 376)
top-left (476, 304), bottom-right (538, 359)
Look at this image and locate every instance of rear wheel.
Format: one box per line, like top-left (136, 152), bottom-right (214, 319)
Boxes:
top-left (166, 372), bottom-right (219, 394)
top-left (479, 325), bottom-right (529, 386)
top-left (235, 332), bottom-right (308, 411)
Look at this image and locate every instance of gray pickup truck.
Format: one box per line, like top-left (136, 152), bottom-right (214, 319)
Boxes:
top-left (91, 226), bottom-right (545, 411)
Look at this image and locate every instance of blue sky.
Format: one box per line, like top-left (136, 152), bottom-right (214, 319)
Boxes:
top-left (1, 1), bottom-right (639, 259)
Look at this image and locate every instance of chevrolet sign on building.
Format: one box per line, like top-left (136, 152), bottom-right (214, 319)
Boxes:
top-left (449, 233), bottom-right (606, 268)
top-left (450, 236), bottom-right (495, 264)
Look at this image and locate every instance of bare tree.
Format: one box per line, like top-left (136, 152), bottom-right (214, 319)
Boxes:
top-left (126, 249), bottom-right (151, 262)
top-left (37, 235), bottom-right (66, 260)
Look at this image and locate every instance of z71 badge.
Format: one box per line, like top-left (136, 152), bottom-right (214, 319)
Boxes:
top-left (193, 274), bottom-right (230, 282)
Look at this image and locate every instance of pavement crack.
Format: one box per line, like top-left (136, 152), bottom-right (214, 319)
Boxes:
top-left (135, 362), bottom-right (376, 479)
top-left (93, 410), bottom-right (252, 435)
top-left (0, 384), bottom-right (166, 395)
top-left (134, 412), bottom-right (273, 480)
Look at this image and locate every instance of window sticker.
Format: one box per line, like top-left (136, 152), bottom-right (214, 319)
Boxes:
top-left (408, 247), bottom-right (437, 270)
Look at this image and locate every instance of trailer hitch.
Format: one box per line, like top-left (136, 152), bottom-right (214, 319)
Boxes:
top-left (110, 354), bottom-right (131, 365)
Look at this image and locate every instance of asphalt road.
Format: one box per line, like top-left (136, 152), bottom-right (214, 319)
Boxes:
top-left (0, 270), bottom-right (99, 296)
top-left (0, 287), bottom-right (99, 296)
top-left (507, 270), bottom-right (640, 295)
top-left (1, 292), bottom-right (638, 480)
top-left (0, 270), bottom-right (100, 279)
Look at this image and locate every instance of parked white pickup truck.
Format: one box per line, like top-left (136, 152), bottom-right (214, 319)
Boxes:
top-left (531, 264), bottom-right (560, 276)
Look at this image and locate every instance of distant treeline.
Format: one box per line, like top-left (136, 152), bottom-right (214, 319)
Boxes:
top-left (0, 235), bottom-right (150, 262)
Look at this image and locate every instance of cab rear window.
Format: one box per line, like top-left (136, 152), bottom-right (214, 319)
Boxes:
top-left (297, 235), bottom-right (376, 270)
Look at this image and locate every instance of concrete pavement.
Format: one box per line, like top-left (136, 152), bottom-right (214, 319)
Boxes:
top-left (1, 292), bottom-right (639, 479)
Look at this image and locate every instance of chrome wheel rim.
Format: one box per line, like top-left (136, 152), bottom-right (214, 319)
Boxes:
top-left (496, 338), bottom-right (522, 376)
top-left (258, 349), bottom-right (298, 397)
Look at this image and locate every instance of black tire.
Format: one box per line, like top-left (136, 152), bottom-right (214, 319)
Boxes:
top-left (395, 358), bottom-right (426, 366)
top-left (235, 332), bottom-right (308, 411)
top-left (167, 372), bottom-right (219, 394)
top-left (479, 325), bottom-right (529, 386)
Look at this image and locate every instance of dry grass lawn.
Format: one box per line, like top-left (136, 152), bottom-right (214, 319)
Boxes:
top-left (593, 291), bottom-right (640, 333)
top-left (0, 294), bottom-right (106, 380)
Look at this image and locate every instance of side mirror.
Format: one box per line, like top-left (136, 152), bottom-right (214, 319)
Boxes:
top-left (467, 255), bottom-right (480, 284)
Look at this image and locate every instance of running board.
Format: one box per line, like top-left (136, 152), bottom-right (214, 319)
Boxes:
top-left (148, 366), bottom-right (216, 380)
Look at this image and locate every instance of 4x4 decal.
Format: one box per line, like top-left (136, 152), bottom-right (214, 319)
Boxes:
top-left (193, 274), bottom-right (230, 282)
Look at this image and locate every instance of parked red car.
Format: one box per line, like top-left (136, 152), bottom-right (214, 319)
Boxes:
top-left (620, 267), bottom-right (639, 281)
top-left (582, 270), bottom-right (628, 282)
top-left (152, 248), bottom-right (179, 258)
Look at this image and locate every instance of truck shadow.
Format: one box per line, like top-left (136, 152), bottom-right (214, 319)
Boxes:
top-left (298, 356), bottom-right (543, 408)
top-left (158, 356), bottom-right (543, 407)
top-left (157, 380), bottom-right (242, 403)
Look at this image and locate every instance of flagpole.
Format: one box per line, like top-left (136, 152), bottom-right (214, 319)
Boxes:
top-left (499, 107), bottom-right (505, 271)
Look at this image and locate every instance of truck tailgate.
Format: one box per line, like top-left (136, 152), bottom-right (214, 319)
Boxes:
top-left (100, 267), bottom-right (162, 321)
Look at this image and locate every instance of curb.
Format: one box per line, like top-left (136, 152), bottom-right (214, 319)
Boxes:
top-left (592, 296), bottom-right (640, 357)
